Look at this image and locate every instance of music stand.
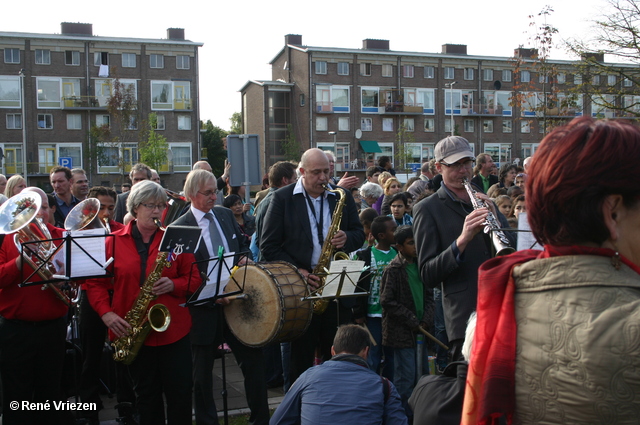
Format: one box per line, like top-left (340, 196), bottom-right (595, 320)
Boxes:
top-left (185, 250), bottom-right (250, 307)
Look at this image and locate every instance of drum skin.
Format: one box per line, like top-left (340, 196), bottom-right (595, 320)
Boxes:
top-left (224, 261), bottom-right (312, 347)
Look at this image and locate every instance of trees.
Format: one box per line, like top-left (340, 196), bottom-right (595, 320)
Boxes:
top-left (200, 120), bottom-right (228, 177)
top-left (280, 124), bottom-right (301, 161)
top-left (138, 113), bottom-right (169, 171)
top-left (568, 0), bottom-right (640, 116)
top-left (229, 112), bottom-right (242, 134)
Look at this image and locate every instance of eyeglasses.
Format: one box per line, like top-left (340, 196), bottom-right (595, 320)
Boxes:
top-left (441, 159), bottom-right (474, 170)
top-left (197, 190), bottom-right (216, 197)
top-left (140, 203), bottom-right (167, 211)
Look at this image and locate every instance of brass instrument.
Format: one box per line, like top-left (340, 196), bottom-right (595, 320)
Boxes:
top-left (0, 192), bottom-right (71, 306)
top-left (462, 178), bottom-right (515, 256)
top-left (311, 184), bottom-right (349, 315)
top-left (163, 189), bottom-right (188, 227)
top-left (111, 219), bottom-right (172, 365)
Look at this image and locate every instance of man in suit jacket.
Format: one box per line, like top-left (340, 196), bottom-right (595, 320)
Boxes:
top-left (114, 163), bottom-right (152, 223)
top-left (261, 148), bottom-right (364, 384)
top-left (413, 137), bottom-right (514, 362)
top-left (172, 169), bottom-right (269, 425)
top-left (469, 153), bottom-right (498, 194)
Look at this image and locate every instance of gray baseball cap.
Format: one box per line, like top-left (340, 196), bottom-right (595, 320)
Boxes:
top-left (434, 136), bottom-right (474, 164)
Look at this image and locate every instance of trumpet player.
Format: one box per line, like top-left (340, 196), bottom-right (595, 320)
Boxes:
top-left (85, 181), bottom-right (199, 425)
top-left (0, 187), bottom-right (72, 425)
top-left (413, 137), bottom-right (515, 362)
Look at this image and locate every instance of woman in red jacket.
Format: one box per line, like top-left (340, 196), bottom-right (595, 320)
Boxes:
top-left (85, 181), bottom-right (199, 425)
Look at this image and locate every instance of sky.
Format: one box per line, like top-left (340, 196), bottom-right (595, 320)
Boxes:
top-left (5, 0), bottom-right (609, 130)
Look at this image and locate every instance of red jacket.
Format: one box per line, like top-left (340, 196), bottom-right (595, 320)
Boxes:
top-left (85, 221), bottom-right (197, 346)
top-left (0, 223), bottom-right (68, 321)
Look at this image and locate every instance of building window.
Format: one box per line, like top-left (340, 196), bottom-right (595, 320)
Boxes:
top-left (38, 143), bottom-right (82, 174)
top-left (6, 113), bottom-right (21, 129)
top-left (337, 62), bottom-right (349, 75)
top-left (316, 116), bottom-right (327, 131)
top-left (382, 118), bottom-right (393, 132)
top-left (177, 115), bottom-right (191, 130)
top-left (37, 78), bottom-right (62, 108)
top-left (403, 118), bottom-right (415, 132)
top-left (150, 54), bottom-right (164, 69)
top-left (608, 75), bottom-right (617, 86)
top-left (502, 69), bottom-right (512, 82)
top-left (483, 120), bottom-right (493, 133)
top-left (35, 49), bottom-right (51, 65)
top-left (464, 119), bottom-right (474, 132)
top-left (424, 118), bottom-right (434, 132)
top-left (361, 118), bottom-right (372, 131)
top-left (338, 117), bottom-right (349, 131)
top-left (176, 55), bottom-right (190, 70)
top-left (361, 87), bottom-right (379, 113)
top-left (520, 71), bottom-right (531, 83)
top-left (122, 53), bottom-right (136, 68)
top-left (168, 143), bottom-right (192, 172)
top-left (37, 114), bottom-right (53, 129)
top-left (483, 69), bottom-right (493, 81)
top-left (382, 64), bottom-right (393, 77)
top-left (444, 119), bottom-right (453, 134)
top-left (557, 73), bottom-right (566, 84)
top-left (315, 61), bottom-right (327, 75)
top-left (403, 65), bottom-right (414, 78)
top-left (300, 94), bottom-right (305, 106)
top-left (592, 75), bottom-right (600, 85)
top-left (94, 52), bottom-right (108, 66)
top-left (155, 114), bottom-right (165, 130)
top-left (574, 74), bottom-right (583, 85)
top-left (360, 63), bottom-right (371, 76)
top-left (151, 80), bottom-right (190, 110)
top-left (539, 74), bottom-right (549, 83)
top-left (521, 121), bottom-right (531, 133)
top-left (67, 114), bottom-right (82, 130)
top-left (624, 77), bottom-right (633, 87)
top-left (127, 116), bottom-right (138, 130)
top-left (4, 48), bottom-right (20, 64)
top-left (464, 68), bottom-right (474, 80)
top-left (444, 67), bottom-right (455, 79)
top-left (96, 115), bottom-right (110, 128)
top-left (65, 51), bottom-right (80, 66)
top-left (0, 76), bottom-right (21, 108)
top-left (503, 120), bottom-right (512, 133)
top-left (424, 66), bottom-right (435, 79)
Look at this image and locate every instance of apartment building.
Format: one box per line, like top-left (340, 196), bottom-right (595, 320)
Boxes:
top-left (241, 34), bottom-right (638, 173)
top-left (0, 22), bottom-right (202, 190)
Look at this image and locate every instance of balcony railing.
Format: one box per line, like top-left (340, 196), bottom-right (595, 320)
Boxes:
top-left (382, 102), bottom-right (423, 114)
top-left (62, 96), bottom-right (105, 109)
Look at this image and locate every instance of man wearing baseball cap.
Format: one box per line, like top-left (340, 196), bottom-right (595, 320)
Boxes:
top-left (412, 136), bottom-right (514, 361)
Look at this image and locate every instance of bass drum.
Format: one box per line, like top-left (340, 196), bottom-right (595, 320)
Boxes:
top-left (224, 261), bottom-right (312, 347)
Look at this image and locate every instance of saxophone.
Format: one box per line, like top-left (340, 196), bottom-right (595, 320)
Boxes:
top-left (311, 184), bottom-right (350, 315)
top-left (462, 178), bottom-right (515, 256)
top-left (112, 219), bottom-right (172, 365)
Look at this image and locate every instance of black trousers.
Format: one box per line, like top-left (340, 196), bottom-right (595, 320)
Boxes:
top-left (192, 308), bottom-right (269, 425)
top-left (128, 336), bottom-right (193, 425)
top-left (289, 301), bottom-right (352, 385)
top-left (0, 316), bottom-right (73, 425)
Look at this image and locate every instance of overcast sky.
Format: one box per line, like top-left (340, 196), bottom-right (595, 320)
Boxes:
top-left (5, 0), bottom-right (608, 130)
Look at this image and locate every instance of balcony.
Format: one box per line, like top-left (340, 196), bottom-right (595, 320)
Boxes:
top-left (62, 96), bottom-right (105, 110)
top-left (382, 101), bottom-right (423, 115)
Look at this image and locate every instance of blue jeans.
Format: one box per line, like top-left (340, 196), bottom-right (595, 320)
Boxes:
top-left (366, 317), bottom-right (394, 380)
top-left (433, 288), bottom-right (449, 369)
top-left (393, 343), bottom-right (430, 416)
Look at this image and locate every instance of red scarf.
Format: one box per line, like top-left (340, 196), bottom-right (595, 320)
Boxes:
top-left (461, 245), bottom-right (640, 425)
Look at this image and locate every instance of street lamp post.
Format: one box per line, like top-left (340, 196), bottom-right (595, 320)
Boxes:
top-left (328, 131), bottom-right (337, 179)
top-left (19, 69), bottom-right (27, 184)
top-left (446, 81), bottom-right (457, 137)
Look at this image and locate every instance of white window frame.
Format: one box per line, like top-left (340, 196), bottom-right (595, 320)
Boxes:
top-left (176, 55), bottom-right (190, 70)
top-left (94, 52), bottom-right (108, 66)
top-left (360, 63), bottom-right (371, 76)
top-left (150, 54), bottom-right (164, 69)
top-left (361, 118), bottom-right (373, 131)
top-left (0, 76), bottom-right (21, 108)
top-left (444, 118), bottom-right (453, 134)
top-left (574, 74), bottom-right (583, 85)
top-left (403, 65), bottom-right (414, 78)
top-left (557, 73), bottom-right (566, 84)
top-left (521, 121), bottom-right (531, 133)
top-left (151, 80), bottom-right (174, 110)
top-left (403, 118), bottom-right (415, 132)
top-left (96, 115), bottom-right (110, 128)
top-left (177, 115), bottom-right (191, 131)
top-left (38, 143), bottom-right (82, 174)
top-left (483, 120), bottom-right (493, 133)
top-left (67, 114), bottom-right (82, 130)
top-left (382, 64), bottom-right (393, 77)
top-left (331, 86), bottom-right (350, 113)
top-left (502, 69), bottom-right (512, 82)
top-left (37, 77), bottom-right (62, 109)
top-left (35, 49), bottom-right (51, 65)
top-left (37, 113), bottom-right (53, 129)
top-left (418, 88), bottom-right (435, 114)
top-left (464, 119), bottom-right (474, 132)
top-left (424, 66), bottom-right (434, 79)
top-left (521, 70), bottom-right (531, 83)
top-left (155, 114), bottom-right (165, 130)
top-left (316, 116), bottom-right (328, 131)
top-left (483, 69), bottom-right (493, 81)
top-left (592, 75), bottom-right (600, 85)
top-left (4, 48), bottom-right (20, 64)
top-left (424, 118), bottom-right (434, 132)
top-left (65, 51), bottom-right (80, 66)
top-left (608, 75), bottom-right (617, 86)
top-left (97, 142), bottom-right (138, 174)
top-left (338, 117), bottom-right (349, 131)
top-left (337, 62), bottom-right (349, 76)
top-left (122, 53), bottom-right (136, 68)
top-left (503, 120), bottom-right (512, 133)
top-left (624, 77), bottom-right (633, 87)
top-left (6, 113), bottom-right (21, 129)
top-left (406, 143), bottom-right (435, 164)
top-left (361, 87), bottom-right (379, 114)
top-left (382, 118), bottom-right (393, 132)
top-left (464, 68), bottom-right (474, 80)
top-left (168, 142), bottom-right (192, 172)
top-left (315, 61), bottom-right (327, 75)
top-left (483, 143), bottom-right (512, 165)
top-left (521, 143), bottom-right (540, 159)
top-left (444, 67), bottom-right (455, 79)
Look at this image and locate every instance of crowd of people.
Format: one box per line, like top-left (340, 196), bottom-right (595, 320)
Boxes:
top-left (0, 116), bottom-right (639, 425)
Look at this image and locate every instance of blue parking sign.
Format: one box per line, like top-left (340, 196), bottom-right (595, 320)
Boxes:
top-left (59, 157), bottom-right (72, 168)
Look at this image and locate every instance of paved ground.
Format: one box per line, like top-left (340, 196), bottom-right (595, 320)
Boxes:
top-left (95, 354), bottom-right (284, 424)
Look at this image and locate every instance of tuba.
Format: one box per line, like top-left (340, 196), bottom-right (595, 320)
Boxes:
top-left (0, 192), bottom-right (71, 306)
top-left (311, 184), bottom-right (350, 315)
top-left (462, 178), bottom-right (515, 256)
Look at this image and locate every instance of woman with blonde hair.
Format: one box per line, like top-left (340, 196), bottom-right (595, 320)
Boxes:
top-left (380, 177), bottom-right (402, 216)
top-left (4, 175), bottom-right (26, 198)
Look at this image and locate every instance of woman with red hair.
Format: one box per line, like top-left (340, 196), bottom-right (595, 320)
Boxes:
top-left (462, 117), bottom-right (640, 425)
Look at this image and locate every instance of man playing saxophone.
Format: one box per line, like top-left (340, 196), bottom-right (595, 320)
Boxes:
top-left (85, 181), bottom-right (199, 425)
top-left (261, 148), bottom-right (364, 386)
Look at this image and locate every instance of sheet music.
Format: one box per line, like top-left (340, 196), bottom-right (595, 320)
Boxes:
top-left (321, 260), bottom-right (365, 297)
top-left (517, 212), bottom-right (543, 250)
top-left (194, 253), bottom-right (236, 301)
top-left (63, 228), bottom-right (108, 277)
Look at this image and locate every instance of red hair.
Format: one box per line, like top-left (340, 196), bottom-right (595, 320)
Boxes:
top-left (527, 117), bottom-right (640, 245)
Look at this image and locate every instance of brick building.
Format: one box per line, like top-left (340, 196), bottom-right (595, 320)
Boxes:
top-left (241, 34), bottom-right (638, 173)
top-left (0, 23), bottom-right (203, 191)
